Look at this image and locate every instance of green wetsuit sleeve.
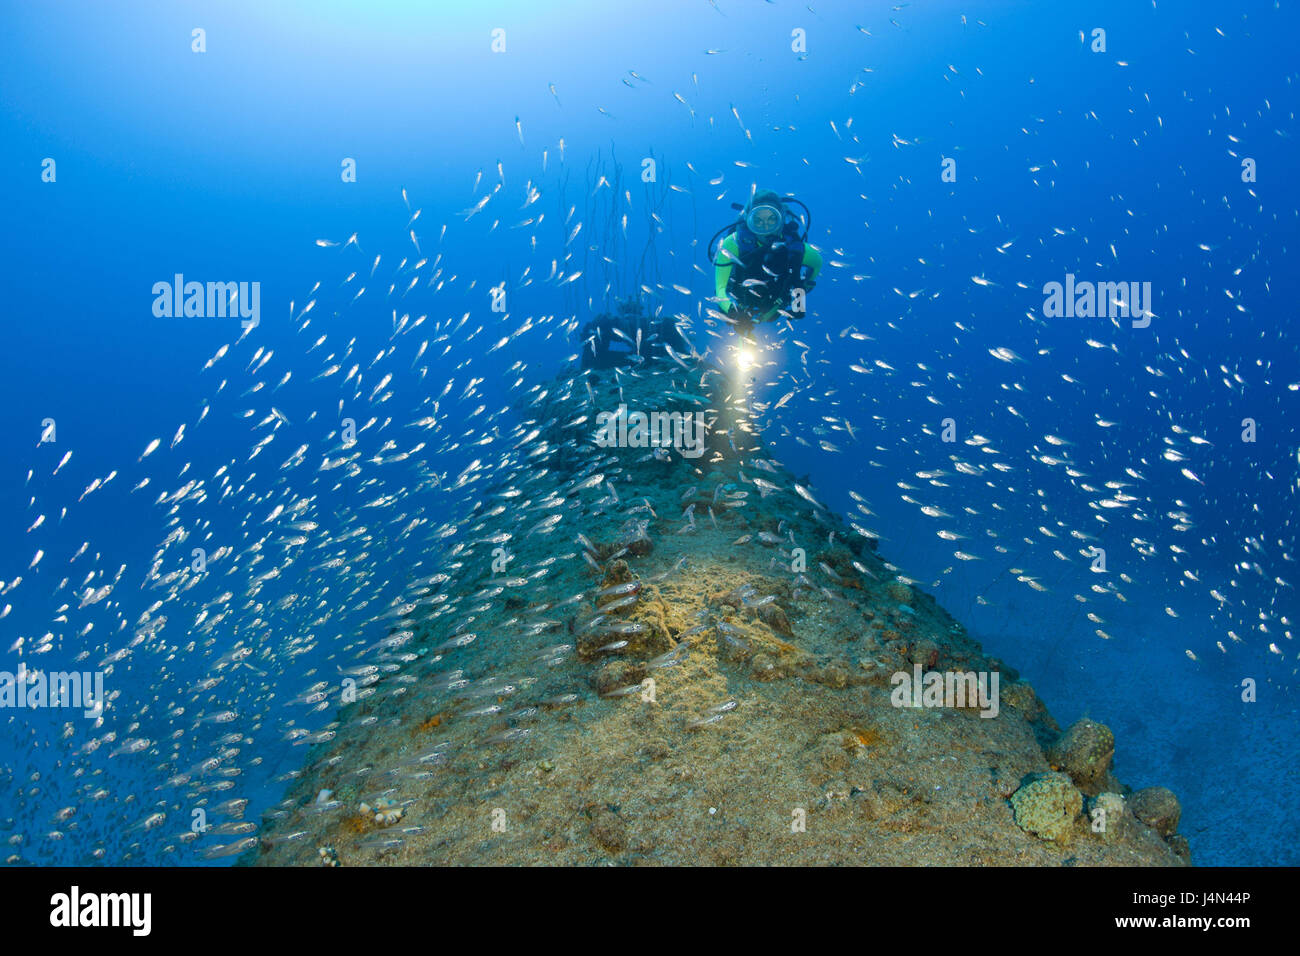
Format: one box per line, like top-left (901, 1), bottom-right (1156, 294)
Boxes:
top-left (714, 234), bottom-right (741, 310)
top-left (758, 244), bottom-right (822, 322)
top-left (802, 243), bottom-right (823, 280)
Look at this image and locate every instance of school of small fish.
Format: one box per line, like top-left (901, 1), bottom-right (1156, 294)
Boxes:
top-left (2, 6), bottom-right (1294, 865)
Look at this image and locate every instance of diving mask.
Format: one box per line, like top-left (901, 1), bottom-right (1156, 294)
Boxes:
top-left (745, 204), bottom-right (783, 237)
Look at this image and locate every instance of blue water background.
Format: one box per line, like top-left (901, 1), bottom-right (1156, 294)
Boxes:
top-left (0, 0), bottom-right (1295, 865)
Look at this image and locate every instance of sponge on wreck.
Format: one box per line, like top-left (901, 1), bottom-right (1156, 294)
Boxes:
top-left (1010, 772), bottom-right (1084, 843)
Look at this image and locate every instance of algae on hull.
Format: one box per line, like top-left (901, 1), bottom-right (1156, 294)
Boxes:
top-left (249, 355), bottom-right (1188, 866)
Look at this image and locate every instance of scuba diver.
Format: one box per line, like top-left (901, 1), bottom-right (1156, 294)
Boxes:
top-left (709, 188), bottom-right (823, 334)
top-left (579, 297), bottom-right (691, 369)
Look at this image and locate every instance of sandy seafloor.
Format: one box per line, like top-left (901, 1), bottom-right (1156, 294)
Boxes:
top-left (247, 356), bottom-right (1188, 866)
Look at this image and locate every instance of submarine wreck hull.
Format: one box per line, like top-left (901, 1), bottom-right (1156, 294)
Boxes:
top-left (250, 356), bottom-right (1189, 866)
